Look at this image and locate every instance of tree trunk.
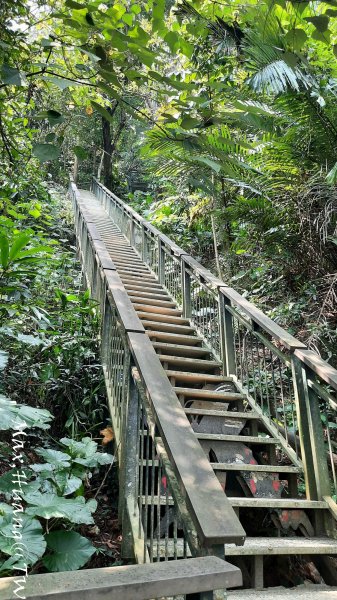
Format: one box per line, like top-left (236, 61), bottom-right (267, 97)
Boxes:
top-left (102, 116), bottom-right (113, 189)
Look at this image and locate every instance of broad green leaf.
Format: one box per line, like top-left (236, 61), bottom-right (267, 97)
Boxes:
top-left (164, 31), bottom-right (180, 53)
top-left (52, 472), bottom-right (83, 496)
top-left (65, 0), bottom-right (85, 7)
top-left (152, 0), bottom-right (165, 33)
top-left (44, 76), bottom-right (75, 90)
top-left (36, 448), bottom-right (71, 467)
top-left (8, 232), bottom-right (30, 262)
top-left (0, 234), bottom-right (9, 269)
top-left (1, 64), bottom-right (23, 86)
top-left (73, 145), bottom-right (88, 160)
top-left (25, 492), bottom-right (97, 524)
top-left (0, 470), bottom-right (34, 500)
top-left (43, 531), bottom-right (95, 571)
top-left (91, 101), bottom-right (115, 123)
top-left (32, 144), bottom-right (61, 163)
top-left (0, 394), bottom-right (52, 430)
top-left (99, 69), bottom-right (122, 88)
top-left (284, 28), bottom-right (307, 51)
top-left (0, 514), bottom-right (46, 566)
top-left (194, 156), bottom-right (221, 173)
top-left (37, 110), bottom-right (65, 125)
top-left (180, 116), bottom-right (200, 130)
top-left (305, 15), bottom-right (329, 32)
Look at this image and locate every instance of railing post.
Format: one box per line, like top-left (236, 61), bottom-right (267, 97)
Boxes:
top-left (158, 237), bottom-right (165, 284)
top-left (219, 291), bottom-right (236, 377)
top-left (130, 218), bottom-right (135, 248)
top-left (291, 354), bottom-right (331, 500)
top-left (182, 259), bottom-right (192, 318)
top-left (141, 224), bottom-right (148, 264)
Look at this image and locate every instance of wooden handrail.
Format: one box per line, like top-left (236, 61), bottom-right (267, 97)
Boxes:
top-left (0, 557), bottom-right (242, 600)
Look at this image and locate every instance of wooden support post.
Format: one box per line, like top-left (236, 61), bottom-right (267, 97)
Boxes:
top-left (292, 354), bottom-right (331, 501)
top-left (219, 292), bottom-right (236, 377)
top-left (182, 260), bottom-right (192, 318)
top-left (252, 555), bottom-right (263, 589)
top-left (120, 373), bottom-right (140, 559)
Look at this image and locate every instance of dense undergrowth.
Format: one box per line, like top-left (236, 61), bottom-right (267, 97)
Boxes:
top-left (0, 180), bottom-right (121, 575)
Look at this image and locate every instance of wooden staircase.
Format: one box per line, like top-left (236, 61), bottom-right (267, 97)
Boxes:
top-left (75, 189), bottom-right (337, 591)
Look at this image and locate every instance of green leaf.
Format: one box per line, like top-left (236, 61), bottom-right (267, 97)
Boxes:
top-left (0, 394), bottom-right (52, 430)
top-left (25, 492), bottom-right (97, 524)
top-left (85, 12), bottom-right (95, 26)
top-left (37, 110), bottom-right (65, 125)
top-left (32, 144), bottom-right (61, 163)
top-left (1, 64), bottom-right (23, 86)
top-left (305, 15), bottom-right (330, 32)
top-left (44, 76), bottom-right (75, 90)
top-left (326, 161), bottom-right (337, 184)
top-left (73, 145), bottom-right (88, 160)
top-left (91, 101), bottom-right (115, 123)
top-left (65, 0), bottom-right (85, 7)
top-left (194, 156), bottom-right (221, 173)
top-left (0, 234), bottom-right (9, 269)
top-left (152, 0), bottom-right (165, 33)
top-left (45, 132), bottom-right (56, 142)
top-left (0, 514), bottom-right (46, 566)
top-left (8, 232), bottom-right (30, 262)
top-left (43, 531), bottom-right (95, 571)
top-left (164, 31), bottom-right (180, 53)
top-left (284, 28), bottom-right (307, 51)
top-left (36, 448), bottom-right (71, 467)
top-left (180, 116), bottom-right (200, 130)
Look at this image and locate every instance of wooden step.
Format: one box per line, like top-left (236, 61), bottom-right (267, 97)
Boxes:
top-left (125, 287), bottom-right (172, 300)
top-left (138, 312), bottom-right (190, 325)
top-left (229, 498), bottom-right (328, 509)
top-left (152, 342), bottom-right (211, 357)
top-left (166, 370), bottom-right (232, 384)
top-left (185, 408), bottom-right (259, 419)
top-left (119, 273), bottom-right (162, 289)
top-left (122, 279), bottom-right (163, 290)
top-left (116, 267), bottom-right (152, 276)
top-left (211, 463), bottom-right (301, 474)
top-left (198, 433), bottom-right (277, 444)
top-left (142, 321), bottom-right (196, 334)
top-left (147, 330), bottom-right (202, 346)
top-left (134, 304), bottom-right (183, 316)
top-left (150, 537), bottom-right (337, 559)
top-left (159, 355), bottom-right (221, 372)
top-left (228, 585), bottom-right (337, 599)
top-left (117, 271), bottom-right (158, 281)
top-left (130, 297), bottom-right (177, 309)
top-left (225, 536), bottom-right (337, 556)
top-left (174, 388), bottom-right (243, 401)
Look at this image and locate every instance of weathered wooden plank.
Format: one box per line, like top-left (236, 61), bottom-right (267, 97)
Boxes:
top-left (219, 287), bottom-right (306, 351)
top-left (104, 270), bottom-right (145, 333)
top-left (229, 497), bottom-right (328, 509)
top-left (294, 348), bottom-right (337, 390)
top-left (128, 331), bottom-right (245, 546)
top-left (211, 463), bottom-right (300, 473)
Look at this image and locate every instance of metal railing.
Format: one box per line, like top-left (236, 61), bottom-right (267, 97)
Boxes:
top-left (69, 179), bottom-right (246, 569)
top-left (90, 177), bottom-right (337, 517)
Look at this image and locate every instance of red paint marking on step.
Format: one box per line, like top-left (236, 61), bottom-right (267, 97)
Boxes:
top-left (249, 479), bottom-right (257, 495)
